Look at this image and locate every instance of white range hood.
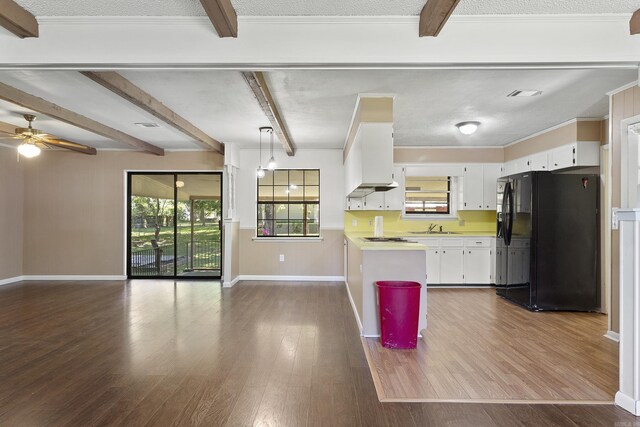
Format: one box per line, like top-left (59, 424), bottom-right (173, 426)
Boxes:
top-left (344, 122), bottom-right (395, 198)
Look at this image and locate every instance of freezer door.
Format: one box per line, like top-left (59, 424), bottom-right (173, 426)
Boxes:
top-left (505, 174), bottom-right (533, 308)
top-left (495, 178), bottom-right (509, 296)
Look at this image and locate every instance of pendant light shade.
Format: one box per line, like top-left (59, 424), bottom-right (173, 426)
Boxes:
top-left (257, 126), bottom-right (272, 178)
top-left (266, 127), bottom-right (276, 170)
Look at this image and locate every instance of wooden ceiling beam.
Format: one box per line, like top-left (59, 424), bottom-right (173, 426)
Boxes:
top-left (199, 0), bottom-right (238, 38)
top-left (0, 82), bottom-right (164, 155)
top-left (242, 71), bottom-right (296, 156)
top-left (0, 0), bottom-right (38, 38)
top-left (419, 0), bottom-right (461, 37)
top-left (631, 9), bottom-right (640, 35)
top-left (81, 71), bottom-right (224, 154)
top-left (0, 120), bottom-right (15, 135)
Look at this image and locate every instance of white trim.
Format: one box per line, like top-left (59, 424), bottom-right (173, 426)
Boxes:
top-left (395, 145), bottom-right (503, 150)
top-left (607, 80), bottom-right (639, 97)
top-left (35, 14), bottom-right (634, 26)
top-left (238, 275), bottom-right (344, 282)
top-left (0, 276), bottom-right (24, 286)
top-left (344, 280), bottom-right (364, 334)
top-left (615, 391), bottom-right (640, 416)
top-left (223, 276), bottom-right (240, 288)
top-left (604, 330), bottom-right (620, 342)
top-left (21, 275), bottom-right (127, 281)
top-left (251, 237), bottom-right (325, 242)
top-left (504, 118), bottom-right (603, 147)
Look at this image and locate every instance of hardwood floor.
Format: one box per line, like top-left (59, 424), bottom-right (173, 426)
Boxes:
top-left (363, 288), bottom-right (619, 403)
top-left (0, 280), bottom-right (635, 426)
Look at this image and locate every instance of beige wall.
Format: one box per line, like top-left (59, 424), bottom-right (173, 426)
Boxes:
top-left (0, 147), bottom-right (24, 280)
top-left (394, 147), bottom-right (504, 164)
top-left (238, 229), bottom-right (344, 277)
top-left (610, 85), bottom-right (640, 333)
top-left (504, 120), bottom-right (603, 161)
top-left (22, 150), bottom-right (223, 276)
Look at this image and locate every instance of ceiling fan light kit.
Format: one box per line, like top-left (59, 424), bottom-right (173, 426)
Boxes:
top-left (17, 142), bottom-right (41, 158)
top-left (7, 114), bottom-right (98, 158)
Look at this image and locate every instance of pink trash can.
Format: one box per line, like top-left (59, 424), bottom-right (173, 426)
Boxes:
top-left (375, 281), bottom-right (421, 349)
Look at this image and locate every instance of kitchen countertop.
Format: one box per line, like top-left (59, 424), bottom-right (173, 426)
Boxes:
top-left (344, 232), bottom-right (427, 251)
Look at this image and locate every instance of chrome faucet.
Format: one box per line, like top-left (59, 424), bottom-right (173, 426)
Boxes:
top-left (428, 223), bottom-right (437, 233)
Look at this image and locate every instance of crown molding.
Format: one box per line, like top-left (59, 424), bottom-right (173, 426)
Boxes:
top-left (34, 13), bottom-right (633, 26)
top-left (504, 118), bottom-right (604, 147)
top-left (607, 80), bottom-right (639, 96)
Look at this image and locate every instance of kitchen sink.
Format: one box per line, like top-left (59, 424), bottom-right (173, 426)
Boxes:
top-left (407, 231), bottom-right (462, 235)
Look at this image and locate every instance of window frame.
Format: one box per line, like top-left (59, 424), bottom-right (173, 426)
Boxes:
top-left (256, 168), bottom-right (321, 238)
top-left (402, 174), bottom-right (459, 220)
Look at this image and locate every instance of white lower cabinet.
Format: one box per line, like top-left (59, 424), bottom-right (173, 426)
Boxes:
top-left (440, 248), bottom-right (464, 284)
top-left (418, 237), bottom-right (496, 286)
top-left (464, 248), bottom-right (492, 284)
top-left (425, 248), bottom-right (441, 284)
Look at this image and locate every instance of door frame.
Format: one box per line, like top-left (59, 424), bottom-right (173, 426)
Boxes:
top-left (125, 170), bottom-right (223, 280)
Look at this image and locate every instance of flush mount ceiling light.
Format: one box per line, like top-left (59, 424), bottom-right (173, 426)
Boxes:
top-left (456, 121), bottom-right (480, 135)
top-left (507, 90), bottom-right (543, 97)
top-left (175, 180), bottom-right (185, 188)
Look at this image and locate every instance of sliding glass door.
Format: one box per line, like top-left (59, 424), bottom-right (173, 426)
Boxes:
top-left (127, 172), bottom-right (222, 279)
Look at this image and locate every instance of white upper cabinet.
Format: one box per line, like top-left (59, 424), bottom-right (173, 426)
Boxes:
top-left (529, 151), bottom-right (549, 171)
top-left (504, 142), bottom-right (600, 176)
top-left (482, 164), bottom-right (502, 210)
top-left (462, 165), bottom-right (484, 210)
top-left (384, 166), bottom-right (405, 210)
top-left (344, 122), bottom-right (394, 197)
top-left (363, 192), bottom-right (385, 210)
top-left (549, 141), bottom-right (600, 171)
top-left (461, 164), bottom-right (502, 211)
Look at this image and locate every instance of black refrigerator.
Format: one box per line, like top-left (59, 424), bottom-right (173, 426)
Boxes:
top-left (495, 171), bottom-right (599, 311)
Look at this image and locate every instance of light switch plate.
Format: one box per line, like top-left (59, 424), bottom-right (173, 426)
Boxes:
top-left (612, 208), bottom-right (620, 230)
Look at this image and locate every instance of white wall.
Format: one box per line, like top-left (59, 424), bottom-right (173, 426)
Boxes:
top-left (237, 148), bottom-right (345, 230)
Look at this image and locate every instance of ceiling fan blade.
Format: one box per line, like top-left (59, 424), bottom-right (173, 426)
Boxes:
top-left (42, 138), bottom-right (97, 155)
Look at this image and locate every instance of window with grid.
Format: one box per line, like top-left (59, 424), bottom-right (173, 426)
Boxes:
top-left (404, 176), bottom-right (451, 215)
top-left (257, 169), bottom-right (320, 237)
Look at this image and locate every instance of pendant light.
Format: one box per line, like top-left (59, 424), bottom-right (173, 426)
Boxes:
top-left (266, 127), bottom-right (276, 170)
top-left (256, 127), bottom-right (269, 178)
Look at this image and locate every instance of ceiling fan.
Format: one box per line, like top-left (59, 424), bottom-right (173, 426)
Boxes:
top-left (0, 114), bottom-right (97, 158)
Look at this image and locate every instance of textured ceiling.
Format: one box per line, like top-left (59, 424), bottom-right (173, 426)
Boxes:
top-left (15, 0), bottom-right (640, 16)
top-left (0, 68), bottom-right (635, 151)
top-left (265, 69), bottom-right (637, 148)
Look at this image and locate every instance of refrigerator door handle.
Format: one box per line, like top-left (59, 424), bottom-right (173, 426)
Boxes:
top-left (505, 183), bottom-right (514, 246)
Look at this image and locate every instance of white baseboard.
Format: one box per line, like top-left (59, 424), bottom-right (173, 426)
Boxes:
top-left (22, 275), bottom-right (127, 281)
top-left (344, 280), bottom-right (364, 334)
top-left (0, 276), bottom-right (24, 286)
top-left (223, 276), bottom-right (240, 288)
top-left (238, 275), bottom-right (344, 282)
top-left (615, 391), bottom-right (640, 416)
top-left (604, 330), bottom-right (620, 342)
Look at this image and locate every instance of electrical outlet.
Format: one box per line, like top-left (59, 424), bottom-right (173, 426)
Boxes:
top-left (612, 208), bottom-right (619, 230)
top-left (352, 219), bottom-right (358, 227)
top-left (368, 220), bottom-right (372, 226)
top-left (279, 254), bottom-right (285, 262)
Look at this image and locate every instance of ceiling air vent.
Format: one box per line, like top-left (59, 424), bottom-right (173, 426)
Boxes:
top-left (135, 122), bottom-right (160, 128)
top-left (507, 90), bottom-right (542, 97)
